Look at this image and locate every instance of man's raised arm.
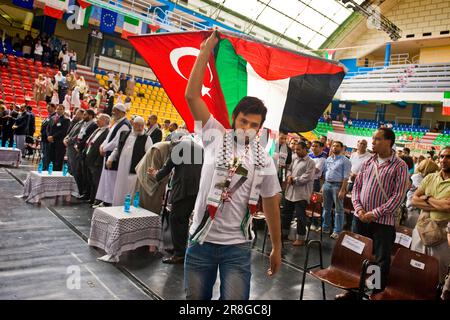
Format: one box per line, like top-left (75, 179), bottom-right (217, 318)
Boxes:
top-left (185, 31), bottom-right (218, 127)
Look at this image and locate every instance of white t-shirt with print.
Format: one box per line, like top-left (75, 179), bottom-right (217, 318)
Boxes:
top-left (189, 116), bottom-right (281, 245)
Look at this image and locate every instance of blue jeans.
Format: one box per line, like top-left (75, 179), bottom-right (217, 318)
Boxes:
top-left (184, 241), bottom-right (252, 300)
top-left (322, 181), bottom-right (345, 233)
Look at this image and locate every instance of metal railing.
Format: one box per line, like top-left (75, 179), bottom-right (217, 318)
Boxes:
top-left (85, 0), bottom-right (210, 33)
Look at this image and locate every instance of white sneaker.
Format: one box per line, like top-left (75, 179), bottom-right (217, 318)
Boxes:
top-left (92, 202), bottom-right (104, 209)
top-left (330, 232), bottom-right (339, 240)
top-left (310, 225), bottom-right (318, 232)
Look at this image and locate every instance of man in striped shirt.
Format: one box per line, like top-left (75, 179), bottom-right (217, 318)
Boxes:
top-left (351, 128), bottom-right (409, 292)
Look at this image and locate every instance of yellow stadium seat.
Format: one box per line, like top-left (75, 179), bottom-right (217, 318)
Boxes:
top-left (135, 82), bottom-right (141, 87)
top-left (144, 93), bottom-right (149, 99)
top-left (102, 75), bottom-right (108, 81)
top-left (95, 74), bottom-right (102, 80)
top-left (141, 84), bottom-right (148, 89)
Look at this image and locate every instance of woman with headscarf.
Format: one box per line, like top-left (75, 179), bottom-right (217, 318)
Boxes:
top-left (77, 76), bottom-right (88, 100)
top-left (62, 89), bottom-right (72, 113)
top-left (69, 50), bottom-right (77, 72)
top-left (61, 63), bottom-right (69, 77)
top-left (50, 89), bottom-right (59, 105)
top-left (95, 88), bottom-right (104, 111)
top-left (71, 86), bottom-right (81, 110)
top-left (406, 158), bottom-right (440, 223)
top-left (33, 74), bottom-right (46, 102)
top-left (66, 72), bottom-right (77, 91)
top-left (56, 74), bottom-right (68, 104)
top-left (105, 90), bottom-right (115, 116)
top-left (126, 75), bottom-right (136, 96)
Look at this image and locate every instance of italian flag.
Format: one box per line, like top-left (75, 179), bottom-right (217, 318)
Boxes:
top-left (76, 4), bottom-right (93, 27)
top-left (129, 31), bottom-right (345, 132)
top-left (44, 0), bottom-right (68, 19)
top-left (122, 16), bottom-right (142, 39)
top-left (443, 92), bottom-right (450, 116)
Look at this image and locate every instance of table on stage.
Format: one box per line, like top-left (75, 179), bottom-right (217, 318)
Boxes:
top-left (88, 206), bottom-right (163, 262)
top-left (22, 171), bottom-right (79, 203)
top-left (0, 147), bottom-right (21, 167)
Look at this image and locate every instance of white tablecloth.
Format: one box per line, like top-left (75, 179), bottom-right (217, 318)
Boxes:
top-left (22, 171), bottom-right (79, 203)
top-left (0, 147), bottom-right (21, 167)
top-left (88, 206), bottom-right (163, 262)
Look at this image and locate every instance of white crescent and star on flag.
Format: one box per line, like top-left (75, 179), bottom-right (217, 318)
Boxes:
top-left (169, 47), bottom-right (213, 97)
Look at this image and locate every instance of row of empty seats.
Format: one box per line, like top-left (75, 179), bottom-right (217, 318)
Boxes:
top-left (338, 62), bottom-right (450, 93)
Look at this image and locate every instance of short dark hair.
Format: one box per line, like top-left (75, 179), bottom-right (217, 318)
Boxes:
top-left (232, 96), bottom-right (267, 127)
top-left (312, 140), bottom-right (324, 147)
top-left (26, 105), bottom-right (32, 111)
top-left (164, 119), bottom-right (170, 124)
top-left (86, 109), bottom-right (95, 117)
top-left (171, 122), bottom-right (178, 129)
top-left (296, 141), bottom-right (307, 149)
top-left (333, 141), bottom-right (344, 148)
top-left (378, 127), bottom-right (396, 147)
top-left (403, 147), bottom-right (410, 154)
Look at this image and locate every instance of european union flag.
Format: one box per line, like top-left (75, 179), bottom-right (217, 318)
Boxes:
top-left (12, 0), bottom-right (34, 10)
top-left (100, 8), bottom-right (117, 34)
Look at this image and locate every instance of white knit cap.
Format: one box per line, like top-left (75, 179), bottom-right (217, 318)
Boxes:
top-left (133, 116), bottom-right (145, 124)
top-left (113, 103), bottom-right (126, 112)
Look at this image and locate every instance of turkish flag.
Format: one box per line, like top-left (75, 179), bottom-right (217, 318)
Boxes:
top-left (128, 31), bottom-right (229, 132)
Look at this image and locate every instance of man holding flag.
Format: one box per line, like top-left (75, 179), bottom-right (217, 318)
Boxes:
top-left (183, 31), bottom-right (282, 300)
top-left (128, 27), bottom-right (345, 300)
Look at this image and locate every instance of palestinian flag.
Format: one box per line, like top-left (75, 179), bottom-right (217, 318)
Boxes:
top-left (128, 31), bottom-right (345, 132)
top-left (76, 4), bottom-right (93, 27)
top-left (443, 92), bottom-right (450, 116)
top-left (122, 16), bottom-right (142, 39)
top-left (44, 0), bottom-right (68, 19)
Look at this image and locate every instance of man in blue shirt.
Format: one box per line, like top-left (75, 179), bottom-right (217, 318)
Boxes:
top-left (322, 141), bottom-right (351, 239)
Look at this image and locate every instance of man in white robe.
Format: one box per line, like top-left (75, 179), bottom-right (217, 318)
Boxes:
top-left (94, 103), bottom-right (131, 207)
top-left (106, 116), bottom-right (153, 206)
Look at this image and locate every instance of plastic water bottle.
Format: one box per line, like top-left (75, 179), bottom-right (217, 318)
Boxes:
top-left (38, 160), bottom-right (43, 174)
top-left (12, 141), bottom-right (16, 149)
top-left (124, 194), bottom-right (131, 213)
top-left (62, 163), bottom-right (68, 176)
top-left (133, 191), bottom-right (140, 208)
top-left (5, 141), bottom-right (9, 148)
top-left (48, 162), bottom-right (53, 175)
top-left (0, 139), bottom-right (2, 147)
